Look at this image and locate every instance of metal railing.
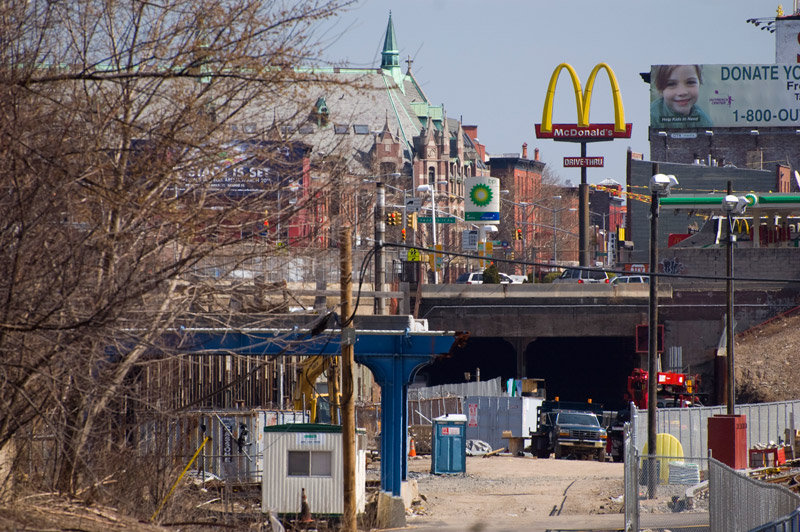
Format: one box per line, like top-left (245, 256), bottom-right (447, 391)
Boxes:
top-left (748, 508), bottom-right (800, 532)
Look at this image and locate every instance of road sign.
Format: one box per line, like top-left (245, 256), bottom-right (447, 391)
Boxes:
top-left (417, 216), bottom-right (456, 224)
top-left (405, 197), bottom-right (422, 213)
top-left (462, 230), bottom-right (479, 251)
top-left (407, 248), bottom-right (421, 262)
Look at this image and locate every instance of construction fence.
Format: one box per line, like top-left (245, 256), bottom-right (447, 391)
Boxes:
top-left (631, 400), bottom-right (800, 460)
top-left (709, 457), bottom-right (800, 532)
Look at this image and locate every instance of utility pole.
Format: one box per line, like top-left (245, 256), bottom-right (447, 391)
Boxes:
top-left (375, 183), bottom-right (386, 315)
top-left (340, 226), bottom-right (357, 532)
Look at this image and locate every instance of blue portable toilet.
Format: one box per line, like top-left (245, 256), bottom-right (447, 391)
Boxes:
top-left (431, 414), bottom-right (467, 475)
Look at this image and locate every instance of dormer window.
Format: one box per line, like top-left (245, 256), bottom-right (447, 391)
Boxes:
top-left (353, 124), bottom-right (369, 135)
top-left (311, 96), bottom-right (330, 127)
top-left (334, 124), bottom-right (349, 134)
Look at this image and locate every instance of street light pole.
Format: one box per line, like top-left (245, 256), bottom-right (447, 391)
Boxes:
top-left (646, 171), bottom-right (677, 500)
top-left (721, 181), bottom-right (747, 415)
top-left (375, 183), bottom-right (386, 315)
top-left (417, 184), bottom-right (438, 284)
top-left (552, 208), bottom-right (558, 263)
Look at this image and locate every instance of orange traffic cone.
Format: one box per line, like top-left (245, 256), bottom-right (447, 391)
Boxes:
top-left (300, 487), bottom-right (312, 523)
top-left (409, 438), bottom-right (417, 457)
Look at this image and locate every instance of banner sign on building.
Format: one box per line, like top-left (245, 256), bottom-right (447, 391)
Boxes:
top-left (465, 176), bottom-right (500, 222)
top-left (181, 139), bottom-right (307, 196)
top-left (650, 64), bottom-right (800, 128)
top-left (535, 63), bottom-right (632, 142)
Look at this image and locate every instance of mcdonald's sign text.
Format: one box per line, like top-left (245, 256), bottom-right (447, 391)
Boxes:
top-left (536, 62), bottom-right (632, 142)
top-left (535, 124), bottom-right (632, 141)
top-left (563, 156), bottom-right (605, 168)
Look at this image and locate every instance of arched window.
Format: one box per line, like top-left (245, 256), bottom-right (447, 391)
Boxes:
top-left (428, 167), bottom-right (435, 184)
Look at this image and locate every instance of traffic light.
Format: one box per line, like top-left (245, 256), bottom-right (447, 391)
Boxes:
top-left (515, 228), bottom-right (522, 240)
top-left (401, 228), bottom-right (406, 241)
top-left (408, 212), bottom-right (417, 230)
top-left (386, 212), bottom-right (398, 225)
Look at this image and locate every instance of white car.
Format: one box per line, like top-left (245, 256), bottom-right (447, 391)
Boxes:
top-left (455, 271), bottom-right (516, 284)
top-left (611, 275), bottom-right (650, 284)
top-left (552, 268), bottom-right (611, 284)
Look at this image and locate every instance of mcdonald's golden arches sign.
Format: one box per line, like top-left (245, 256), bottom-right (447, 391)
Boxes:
top-left (535, 63), bottom-right (632, 142)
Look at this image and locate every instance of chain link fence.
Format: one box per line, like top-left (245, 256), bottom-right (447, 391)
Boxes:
top-left (709, 457), bottom-right (800, 532)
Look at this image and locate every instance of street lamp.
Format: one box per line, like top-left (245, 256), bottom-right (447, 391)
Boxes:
top-left (721, 186), bottom-right (747, 415)
top-left (530, 196), bottom-right (573, 264)
top-left (417, 182), bottom-right (447, 284)
top-left (590, 211), bottom-right (609, 266)
top-left (646, 172), bottom-right (677, 499)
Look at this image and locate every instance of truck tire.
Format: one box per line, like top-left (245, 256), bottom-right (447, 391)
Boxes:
top-left (536, 447), bottom-right (550, 459)
top-left (554, 444), bottom-right (563, 459)
top-left (596, 448), bottom-right (607, 462)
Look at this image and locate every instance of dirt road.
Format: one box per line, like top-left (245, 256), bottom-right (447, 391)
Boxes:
top-left (401, 454), bottom-right (626, 531)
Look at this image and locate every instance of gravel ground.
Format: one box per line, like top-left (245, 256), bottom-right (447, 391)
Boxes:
top-left (400, 454), bottom-right (625, 529)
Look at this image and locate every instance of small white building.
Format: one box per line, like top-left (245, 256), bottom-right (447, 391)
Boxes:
top-left (261, 423), bottom-right (366, 516)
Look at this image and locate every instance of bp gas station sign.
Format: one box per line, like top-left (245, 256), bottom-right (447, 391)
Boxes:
top-left (465, 176), bottom-right (500, 222)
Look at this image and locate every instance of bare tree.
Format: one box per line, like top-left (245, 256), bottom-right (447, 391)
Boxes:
top-left (0, 0), bottom-right (355, 506)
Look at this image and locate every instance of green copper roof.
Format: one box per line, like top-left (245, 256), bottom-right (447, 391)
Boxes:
top-left (381, 12), bottom-right (399, 69)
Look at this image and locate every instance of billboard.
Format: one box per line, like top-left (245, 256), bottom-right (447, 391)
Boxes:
top-left (464, 176), bottom-right (500, 222)
top-left (650, 64), bottom-right (800, 129)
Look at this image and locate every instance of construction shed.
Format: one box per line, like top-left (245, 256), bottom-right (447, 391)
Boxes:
top-left (261, 423), bottom-right (367, 516)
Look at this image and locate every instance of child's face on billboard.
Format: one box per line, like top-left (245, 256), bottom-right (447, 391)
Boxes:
top-left (662, 65), bottom-right (700, 116)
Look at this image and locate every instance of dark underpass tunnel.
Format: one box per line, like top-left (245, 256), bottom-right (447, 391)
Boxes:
top-left (415, 337), bottom-right (516, 387)
top-left (526, 336), bottom-right (637, 411)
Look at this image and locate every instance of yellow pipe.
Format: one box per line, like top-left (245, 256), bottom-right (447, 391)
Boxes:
top-left (150, 436), bottom-right (211, 522)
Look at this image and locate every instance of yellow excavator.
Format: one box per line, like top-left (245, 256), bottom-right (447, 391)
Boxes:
top-left (293, 355), bottom-right (341, 423)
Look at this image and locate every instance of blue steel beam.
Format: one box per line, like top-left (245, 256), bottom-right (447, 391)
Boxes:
top-left (174, 326), bottom-right (457, 496)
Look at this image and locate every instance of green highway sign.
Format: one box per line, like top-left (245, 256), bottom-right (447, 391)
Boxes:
top-left (416, 216), bottom-right (456, 224)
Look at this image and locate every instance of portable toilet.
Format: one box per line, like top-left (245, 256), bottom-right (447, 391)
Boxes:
top-left (431, 414), bottom-right (467, 475)
top-left (261, 424), bottom-right (366, 516)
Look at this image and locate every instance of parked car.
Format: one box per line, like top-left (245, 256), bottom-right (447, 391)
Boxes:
top-left (455, 271), bottom-right (516, 284)
top-left (551, 268), bottom-right (610, 284)
top-left (611, 275), bottom-right (650, 285)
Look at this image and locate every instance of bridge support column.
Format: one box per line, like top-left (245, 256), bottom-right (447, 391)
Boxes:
top-left (509, 337), bottom-right (535, 379)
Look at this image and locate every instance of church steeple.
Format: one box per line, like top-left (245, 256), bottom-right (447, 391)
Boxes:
top-left (380, 12), bottom-right (404, 89)
top-left (381, 12), bottom-right (400, 70)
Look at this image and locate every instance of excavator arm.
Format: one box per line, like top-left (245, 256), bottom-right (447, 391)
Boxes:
top-left (293, 355), bottom-right (335, 422)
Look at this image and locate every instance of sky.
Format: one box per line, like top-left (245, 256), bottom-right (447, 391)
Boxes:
top-left (318, 0), bottom-right (784, 186)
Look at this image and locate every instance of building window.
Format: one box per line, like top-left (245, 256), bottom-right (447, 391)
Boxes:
top-left (334, 124), bottom-right (349, 134)
top-left (428, 167), bottom-right (435, 184)
top-left (298, 125), bottom-right (314, 134)
top-left (287, 450), bottom-right (332, 477)
top-left (353, 124), bottom-right (369, 135)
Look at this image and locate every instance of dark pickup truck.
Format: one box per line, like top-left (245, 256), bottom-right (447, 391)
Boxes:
top-left (528, 400), bottom-right (607, 461)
